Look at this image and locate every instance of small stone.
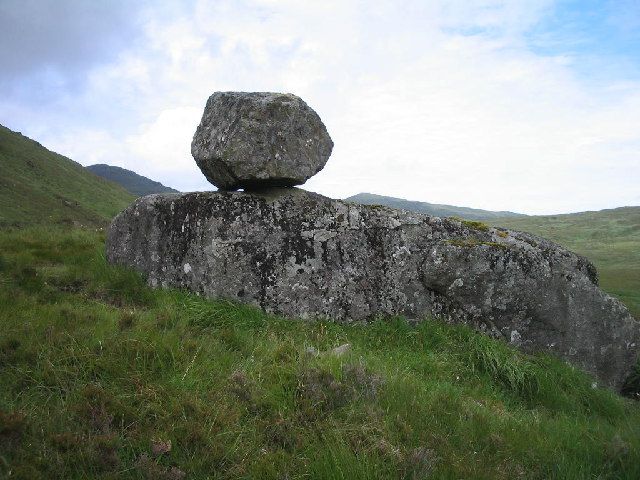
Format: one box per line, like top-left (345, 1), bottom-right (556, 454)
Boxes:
top-left (151, 439), bottom-right (172, 456)
top-left (330, 343), bottom-right (351, 357)
top-left (191, 91), bottom-right (333, 190)
top-left (305, 346), bottom-right (320, 357)
top-left (168, 467), bottom-right (186, 480)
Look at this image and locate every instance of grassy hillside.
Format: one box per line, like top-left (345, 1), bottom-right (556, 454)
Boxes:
top-left (0, 226), bottom-right (639, 479)
top-left (87, 164), bottom-right (179, 197)
top-left (1, 131), bottom-right (638, 477)
top-left (346, 193), bottom-right (526, 221)
top-left (490, 207), bottom-right (640, 319)
top-left (0, 125), bottom-right (135, 227)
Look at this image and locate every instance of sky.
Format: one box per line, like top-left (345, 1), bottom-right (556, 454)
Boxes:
top-left (1, 0), bottom-right (639, 214)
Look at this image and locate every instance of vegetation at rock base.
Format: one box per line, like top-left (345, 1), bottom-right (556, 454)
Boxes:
top-left (1, 226), bottom-right (639, 479)
top-left (0, 125), bottom-right (134, 228)
top-left (491, 207), bottom-right (640, 318)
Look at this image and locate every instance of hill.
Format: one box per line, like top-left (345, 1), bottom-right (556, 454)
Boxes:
top-left (0, 226), bottom-right (638, 478)
top-left (346, 193), bottom-right (526, 220)
top-left (0, 125), bottom-right (134, 227)
top-left (490, 207), bottom-right (640, 319)
top-left (87, 164), bottom-right (179, 196)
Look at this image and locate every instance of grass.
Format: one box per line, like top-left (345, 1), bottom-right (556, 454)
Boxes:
top-left (448, 217), bottom-right (491, 232)
top-left (490, 207), bottom-right (640, 318)
top-left (0, 124), bottom-right (134, 227)
top-left (1, 226), bottom-right (639, 479)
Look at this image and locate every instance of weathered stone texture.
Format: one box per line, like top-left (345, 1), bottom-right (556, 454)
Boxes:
top-left (106, 188), bottom-right (640, 390)
top-left (191, 92), bottom-right (333, 190)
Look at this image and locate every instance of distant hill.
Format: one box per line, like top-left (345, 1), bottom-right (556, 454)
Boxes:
top-left (0, 124), bottom-right (135, 227)
top-left (346, 192), bottom-right (526, 220)
top-left (86, 164), bottom-right (179, 196)
top-left (490, 207), bottom-right (640, 318)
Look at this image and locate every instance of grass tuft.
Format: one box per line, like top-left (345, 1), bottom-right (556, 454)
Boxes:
top-left (449, 216), bottom-right (490, 231)
top-left (462, 333), bottom-right (541, 399)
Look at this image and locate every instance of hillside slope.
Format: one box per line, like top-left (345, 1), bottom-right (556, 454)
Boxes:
top-left (490, 207), bottom-right (640, 318)
top-left (346, 192), bottom-right (525, 220)
top-left (87, 164), bottom-right (179, 196)
top-left (0, 125), bottom-right (134, 226)
top-left (0, 226), bottom-right (638, 479)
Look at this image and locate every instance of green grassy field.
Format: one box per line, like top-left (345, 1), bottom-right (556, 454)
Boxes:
top-left (1, 226), bottom-right (639, 479)
top-left (489, 207), bottom-right (640, 319)
top-left (0, 125), bottom-right (134, 227)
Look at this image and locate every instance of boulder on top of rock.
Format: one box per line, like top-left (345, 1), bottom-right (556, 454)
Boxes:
top-left (191, 92), bottom-right (333, 190)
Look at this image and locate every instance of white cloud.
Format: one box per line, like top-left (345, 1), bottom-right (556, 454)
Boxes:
top-left (2, 0), bottom-right (639, 214)
top-left (126, 106), bottom-right (204, 191)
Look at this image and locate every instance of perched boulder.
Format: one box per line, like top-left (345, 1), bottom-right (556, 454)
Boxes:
top-left (106, 188), bottom-right (640, 390)
top-left (191, 92), bottom-right (333, 190)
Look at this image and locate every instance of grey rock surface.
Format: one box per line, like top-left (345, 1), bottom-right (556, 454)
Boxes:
top-left (191, 92), bottom-right (333, 190)
top-left (106, 189), bottom-right (640, 390)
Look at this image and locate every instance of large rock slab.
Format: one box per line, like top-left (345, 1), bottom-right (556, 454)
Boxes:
top-left (106, 189), bottom-right (640, 390)
top-left (191, 92), bottom-right (333, 190)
